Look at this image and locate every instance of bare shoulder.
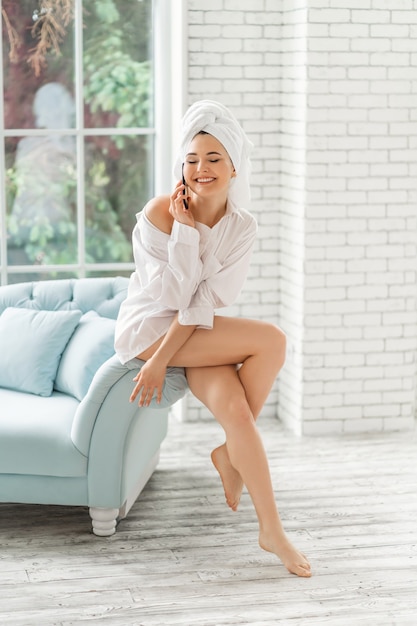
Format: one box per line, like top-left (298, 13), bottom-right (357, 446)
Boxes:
top-left (143, 195), bottom-right (173, 234)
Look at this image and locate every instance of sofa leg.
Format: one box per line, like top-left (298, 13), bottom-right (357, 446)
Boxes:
top-left (89, 507), bottom-right (119, 536)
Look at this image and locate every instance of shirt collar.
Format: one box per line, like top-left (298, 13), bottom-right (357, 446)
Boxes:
top-left (226, 199), bottom-right (245, 220)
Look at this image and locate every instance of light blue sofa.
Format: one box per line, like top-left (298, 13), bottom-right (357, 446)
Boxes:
top-left (0, 277), bottom-right (188, 535)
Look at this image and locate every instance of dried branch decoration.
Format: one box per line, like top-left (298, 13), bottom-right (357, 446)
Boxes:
top-left (2, 1), bottom-right (74, 76)
top-left (28, 0), bottom-right (74, 76)
top-left (1, 7), bottom-right (21, 63)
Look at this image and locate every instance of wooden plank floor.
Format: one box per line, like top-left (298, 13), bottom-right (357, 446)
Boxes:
top-left (0, 415), bottom-right (416, 626)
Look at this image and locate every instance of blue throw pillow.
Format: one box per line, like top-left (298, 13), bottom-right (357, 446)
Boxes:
top-left (54, 311), bottom-right (116, 401)
top-left (0, 307), bottom-right (82, 397)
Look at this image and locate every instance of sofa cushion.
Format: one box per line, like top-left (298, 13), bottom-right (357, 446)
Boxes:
top-left (55, 312), bottom-right (116, 401)
top-left (0, 388), bottom-right (87, 477)
top-left (0, 307), bottom-right (82, 397)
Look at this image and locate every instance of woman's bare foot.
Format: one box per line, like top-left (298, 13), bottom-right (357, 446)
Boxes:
top-left (259, 532), bottom-right (312, 578)
top-left (211, 444), bottom-right (244, 511)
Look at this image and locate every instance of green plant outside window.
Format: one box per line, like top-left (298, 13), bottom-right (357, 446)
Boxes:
top-left (1, 0), bottom-right (154, 282)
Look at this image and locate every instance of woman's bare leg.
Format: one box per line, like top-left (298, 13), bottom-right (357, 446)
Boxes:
top-left (211, 321), bottom-right (286, 509)
top-left (137, 316), bottom-right (310, 575)
top-left (138, 316), bottom-right (285, 399)
top-left (186, 364), bottom-right (311, 577)
top-left (210, 331), bottom-right (286, 509)
top-left (138, 316), bottom-right (286, 511)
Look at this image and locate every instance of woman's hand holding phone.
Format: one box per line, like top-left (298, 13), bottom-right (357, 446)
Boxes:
top-left (169, 166), bottom-right (194, 227)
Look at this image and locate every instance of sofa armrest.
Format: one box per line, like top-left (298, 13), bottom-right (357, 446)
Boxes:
top-left (71, 354), bottom-right (188, 456)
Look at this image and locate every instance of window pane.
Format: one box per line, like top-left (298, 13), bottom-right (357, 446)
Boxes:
top-left (84, 134), bottom-right (153, 263)
top-left (84, 0), bottom-right (153, 129)
top-left (2, 1), bottom-right (75, 130)
top-left (6, 135), bottom-right (77, 266)
top-left (1, 0), bottom-right (159, 287)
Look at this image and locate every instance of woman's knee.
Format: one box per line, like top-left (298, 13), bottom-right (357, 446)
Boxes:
top-left (261, 322), bottom-right (286, 367)
top-left (223, 395), bottom-right (254, 429)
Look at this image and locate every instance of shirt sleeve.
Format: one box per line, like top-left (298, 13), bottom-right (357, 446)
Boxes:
top-left (134, 215), bottom-right (203, 310)
top-left (178, 215), bottom-right (258, 328)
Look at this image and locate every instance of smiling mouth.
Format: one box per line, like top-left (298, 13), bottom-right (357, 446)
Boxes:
top-left (195, 177), bottom-right (215, 183)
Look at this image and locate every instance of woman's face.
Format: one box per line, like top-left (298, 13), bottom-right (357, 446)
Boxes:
top-left (183, 133), bottom-right (235, 200)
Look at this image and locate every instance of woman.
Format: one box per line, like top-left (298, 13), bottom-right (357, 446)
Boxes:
top-left (115, 100), bottom-right (311, 577)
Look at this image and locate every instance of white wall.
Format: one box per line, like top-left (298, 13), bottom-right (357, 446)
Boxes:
top-left (183, 0), bottom-right (417, 433)
top-left (277, 1), bottom-right (417, 434)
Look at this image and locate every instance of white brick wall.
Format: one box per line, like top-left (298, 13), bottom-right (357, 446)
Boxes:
top-left (277, 1), bottom-right (417, 434)
top-left (183, 0), bottom-right (417, 432)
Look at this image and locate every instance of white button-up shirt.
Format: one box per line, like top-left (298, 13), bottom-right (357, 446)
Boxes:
top-left (114, 203), bottom-right (257, 364)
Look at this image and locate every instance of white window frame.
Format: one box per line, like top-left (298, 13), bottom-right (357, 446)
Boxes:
top-left (0, 0), bottom-right (187, 285)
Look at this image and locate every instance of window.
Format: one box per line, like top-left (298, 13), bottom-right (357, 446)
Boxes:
top-left (0, 0), bottom-right (179, 285)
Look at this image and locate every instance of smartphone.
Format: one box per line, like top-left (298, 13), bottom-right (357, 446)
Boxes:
top-left (181, 163), bottom-right (188, 210)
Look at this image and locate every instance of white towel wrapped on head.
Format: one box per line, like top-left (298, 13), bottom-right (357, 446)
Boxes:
top-left (173, 100), bottom-right (253, 210)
